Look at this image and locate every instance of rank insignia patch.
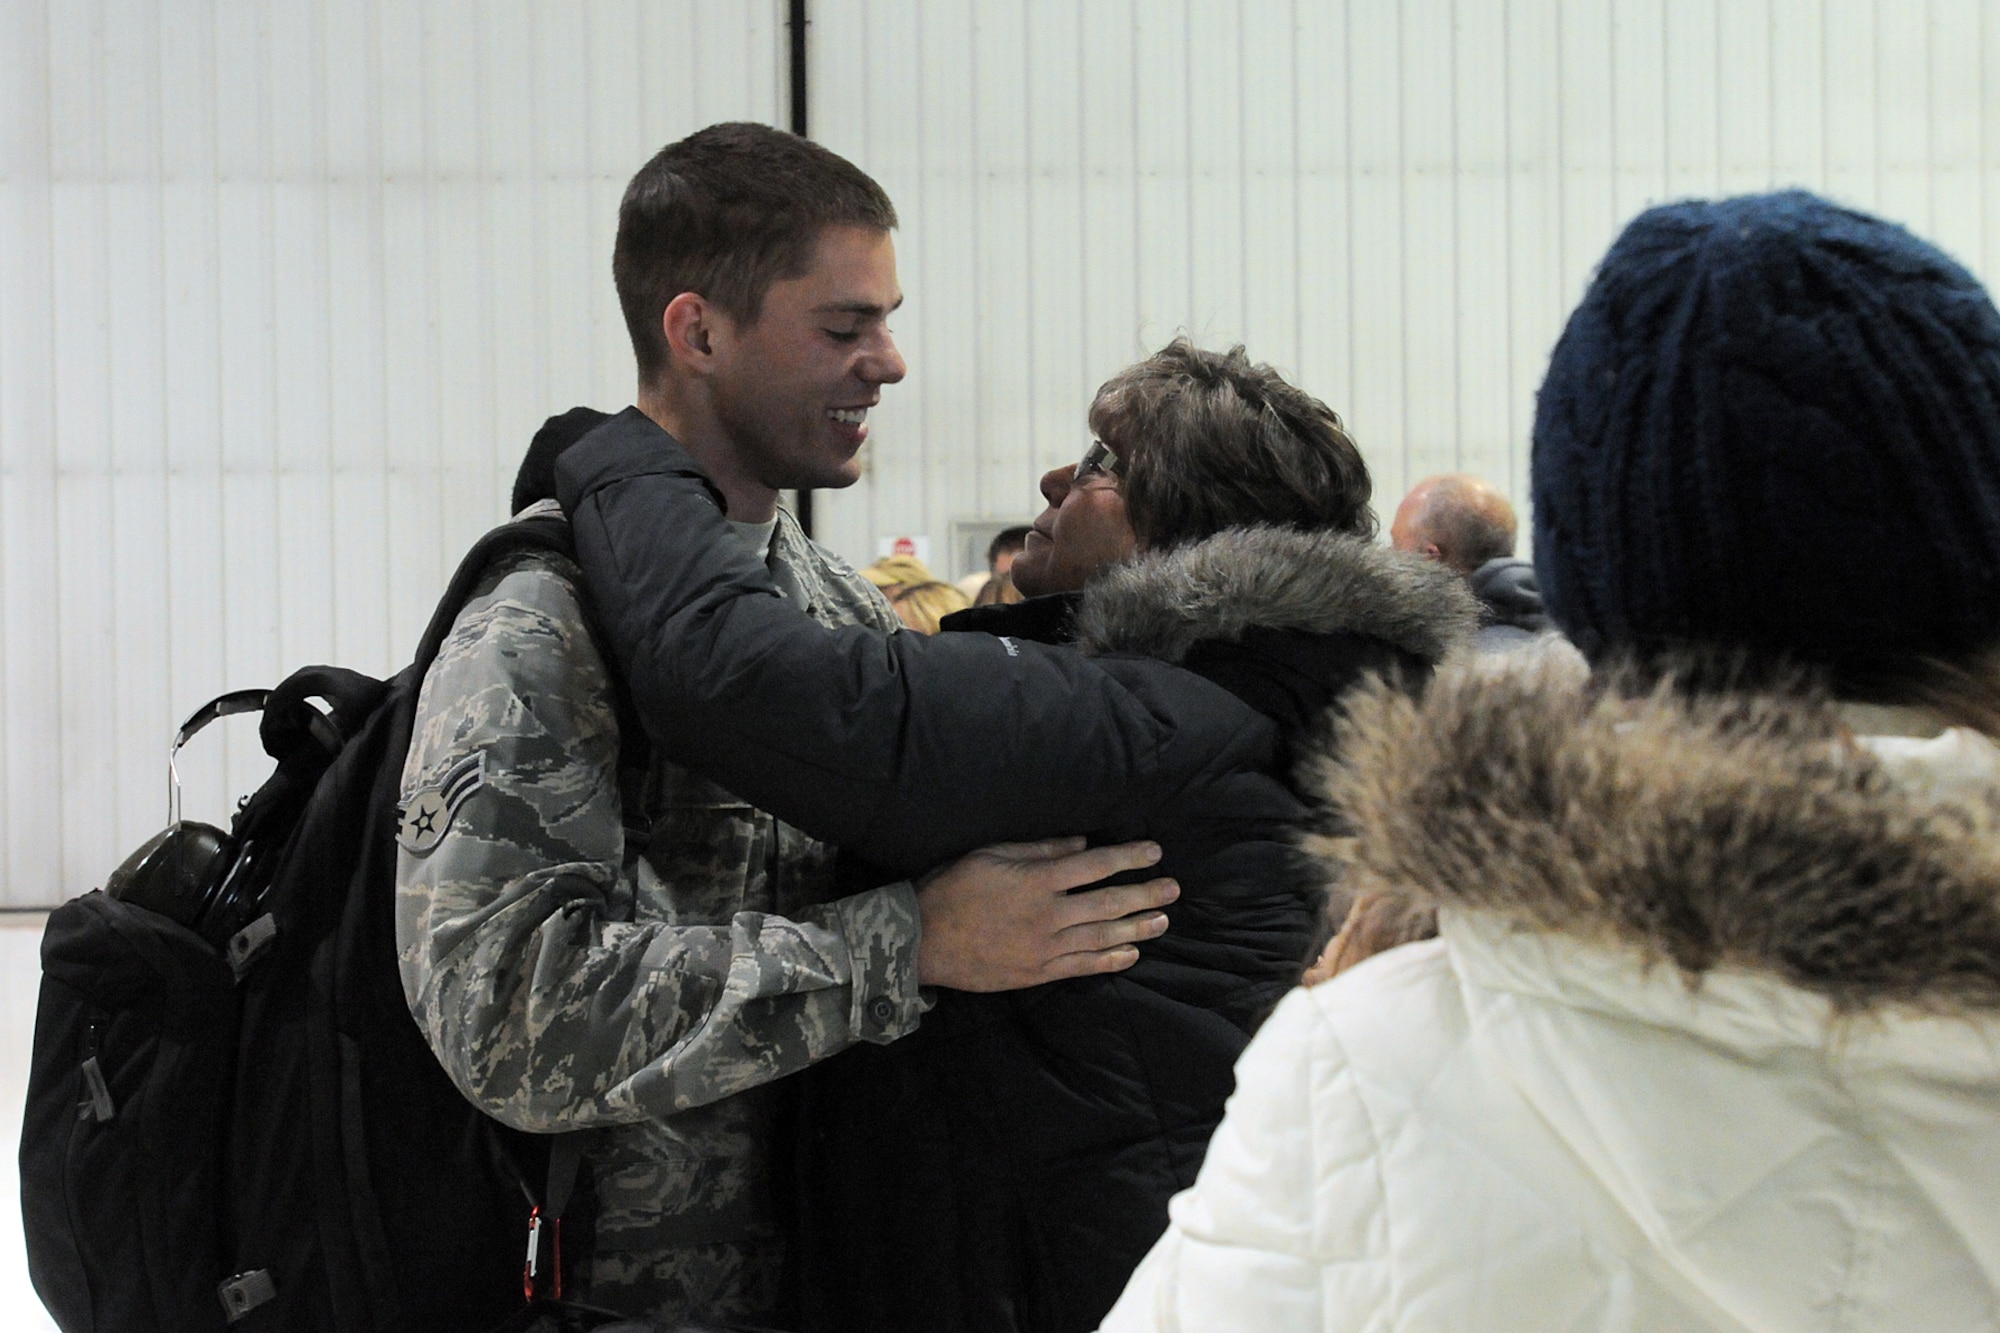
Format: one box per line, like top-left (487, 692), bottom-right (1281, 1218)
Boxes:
top-left (397, 752), bottom-right (485, 855)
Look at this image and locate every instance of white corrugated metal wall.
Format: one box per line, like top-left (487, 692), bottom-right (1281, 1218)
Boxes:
top-left (0, 0), bottom-right (784, 906)
top-left (810, 0), bottom-right (2000, 575)
top-left (4, 0), bottom-right (1998, 906)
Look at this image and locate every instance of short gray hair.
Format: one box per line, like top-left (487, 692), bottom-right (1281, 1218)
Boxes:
top-left (1089, 339), bottom-right (1376, 550)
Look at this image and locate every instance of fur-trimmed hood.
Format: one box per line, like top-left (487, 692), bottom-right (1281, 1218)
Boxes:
top-left (1071, 526), bottom-right (1480, 664)
top-left (1314, 657), bottom-right (2000, 1011)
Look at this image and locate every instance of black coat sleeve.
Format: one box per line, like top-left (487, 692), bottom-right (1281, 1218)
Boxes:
top-left (554, 414), bottom-right (1243, 879)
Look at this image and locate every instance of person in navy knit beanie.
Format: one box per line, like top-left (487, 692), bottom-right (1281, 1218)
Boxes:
top-left (1099, 191), bottom-right (2000, 1333)
top-left (1532, 189), bottom-right (2000, 685)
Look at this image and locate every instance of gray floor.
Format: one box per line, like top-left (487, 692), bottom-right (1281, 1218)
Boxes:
top-left (1, 920), bottom-right (60, 1331)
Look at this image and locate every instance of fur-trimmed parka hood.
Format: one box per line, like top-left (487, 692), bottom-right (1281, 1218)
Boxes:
top-left (1072, 525), bottom-right (1480, 664)
top-left (1315, 657), bottom-right (2000, 1012)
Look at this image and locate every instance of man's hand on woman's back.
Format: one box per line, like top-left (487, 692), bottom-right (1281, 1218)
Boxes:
top-left (915, 837), bottom-right (1178, 991)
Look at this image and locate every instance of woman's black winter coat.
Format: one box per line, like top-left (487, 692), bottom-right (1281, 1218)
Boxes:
top-left (554, 411), bottom-right (1478, 1332)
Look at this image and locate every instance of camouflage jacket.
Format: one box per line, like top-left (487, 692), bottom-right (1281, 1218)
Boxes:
top-left (394, 502), bottom-right (924, 1324)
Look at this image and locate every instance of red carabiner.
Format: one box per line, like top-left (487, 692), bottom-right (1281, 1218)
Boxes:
top-left (522, 1205), bottom-right (542, 1301)
top-left (522, 1205), bottom-right (566, 1302)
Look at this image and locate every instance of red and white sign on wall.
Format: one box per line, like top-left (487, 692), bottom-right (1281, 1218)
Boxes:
top-left (876, 535), bottom-right (931, 565)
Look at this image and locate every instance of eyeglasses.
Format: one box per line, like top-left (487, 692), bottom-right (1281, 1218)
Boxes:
top-left (1075, 438), bottom-right (1124, 483)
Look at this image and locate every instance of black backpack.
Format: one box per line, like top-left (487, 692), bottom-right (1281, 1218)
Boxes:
top-left (20, 513), bottom-right (610, 1333)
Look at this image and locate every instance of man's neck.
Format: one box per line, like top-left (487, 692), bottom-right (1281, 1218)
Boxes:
top-left (636, 386), bottom-right (779, 523)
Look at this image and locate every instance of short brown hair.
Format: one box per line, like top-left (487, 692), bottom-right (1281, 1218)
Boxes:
top-left (614, 122), bottom-right (898, 384)
top-left (1089, 340), bottom-right (1376, 549)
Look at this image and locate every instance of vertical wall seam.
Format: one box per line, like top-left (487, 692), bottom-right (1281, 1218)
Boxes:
top-left (1236, 0), bottom-right (1249, 348)
top-left (971, 2), bottom-right (986, 522)
top-left (317, 0), bottom-right (337, 649)
top-left (1344, 0), bottom-right (1355, 439)
top-left (1554, 0), bottom-right (1566, 317)
top-left (1290, 0), bottom-right (1302, 380)
top-left (1664, 0), bottom-right (1674, 199)
top-left (98, 0), bottom-right (121, 837)
top-left (32, 0), bottom-right (63, 884)
top-left (1929, 0), bottom-right (1940, 236)
top-left (1821, 0), bottom-right (1831, 197)
top-left (370, 0), bottom-right (389, 663)
top-left (1075, 0), bottom-right (1088, 468)
top-left (207, 0), bottom-right (228, 796)
top-left (1020, 0), bottom-right (1034, 507)
top-left (1872, 0), bottom-right (1883, 203)
top-left (1130, 0), bottom-right (1141, 357)
top-left (1403, 0), bottom-right (1418, 478)
top-left (572, 1), bottom-right (589, 423)
top-left (428, 5), bottom-right (445, 585)
top-left (1720, 0), bottom-right (1736, 192)
top-left (1605, 0), bottom-right (1618, 233)
top-left (912, 0), bottom-right (928, 549)
top-left (1501, 0), bottom-right (1515, 497)
top-left (869, 1), bottom-right (901, 540)
top-left (265, 1), bottom-right (283, 688)
top-left (1183, 0), bottom-right (1194, 331)
top-left (692, 3), bottom-right (706, 143)
top-left (1450, 0), bottom-right (1462, 466)
top-left (1768, 0), bottom-right (1777, 186)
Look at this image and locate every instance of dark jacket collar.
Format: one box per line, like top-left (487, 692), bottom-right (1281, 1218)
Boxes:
top-left (1072, 525), bottom-right (1479, 666)
top-left (1059, 525), bottom-right (1481, 735)
top-left (937, 593), bottom-right (1080, 645)
top-left (1469, 557), bottom-right (1552, 633)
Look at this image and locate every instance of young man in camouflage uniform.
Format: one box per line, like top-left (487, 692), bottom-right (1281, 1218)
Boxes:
top-left (393, 124), bottom-right (1176, 1326)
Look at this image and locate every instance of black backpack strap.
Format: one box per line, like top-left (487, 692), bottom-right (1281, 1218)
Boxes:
top-left (544, 1133), bottom-right (585, 1221)
top-left (406, 514), bottom-right (616, 1305)
top-left (260, 666), bottom-right (389, 766)
top-left (219, 517), bottom-right (571, 778)
top-left (416, 512), bottom-right (575, 673)
top-left (411, 510), bottom-right (651, 775)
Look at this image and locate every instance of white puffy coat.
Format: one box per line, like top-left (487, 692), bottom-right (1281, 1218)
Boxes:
top-left (1103, 664), bottom-right (2000, 1332)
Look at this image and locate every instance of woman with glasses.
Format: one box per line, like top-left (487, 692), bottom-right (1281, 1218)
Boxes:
top-left (552, 339), bottom-right (1477, 1333)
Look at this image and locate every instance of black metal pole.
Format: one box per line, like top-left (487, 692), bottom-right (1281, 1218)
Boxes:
top-left (788, 0), bottom-right (815, 539)
top-left (788, 0), bottom-right (809, 138)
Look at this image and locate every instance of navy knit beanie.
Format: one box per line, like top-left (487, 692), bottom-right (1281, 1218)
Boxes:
top-left (1532, 190), bottom-right (2000, 676)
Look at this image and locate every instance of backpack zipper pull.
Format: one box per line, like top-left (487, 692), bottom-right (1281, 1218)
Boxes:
top-left (78, 1018), bottom-right (115, 1123)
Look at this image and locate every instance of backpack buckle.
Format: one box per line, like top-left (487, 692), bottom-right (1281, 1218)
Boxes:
top-left (226, 913), bottom-right (278, 981)
top-left (77, 1056), bottom-right (115, 1123)
top-left (217, 1269), bottom-right (276, 1322)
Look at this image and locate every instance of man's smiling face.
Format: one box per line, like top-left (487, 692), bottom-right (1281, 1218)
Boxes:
top-left (706, 224), bottom-right (907, 494)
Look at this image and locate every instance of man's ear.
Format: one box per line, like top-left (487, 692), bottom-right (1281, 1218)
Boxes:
top-left (663, 291), bottom-right (720, 372)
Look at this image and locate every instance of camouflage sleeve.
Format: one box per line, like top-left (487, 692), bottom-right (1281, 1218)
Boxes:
top-left (393, 550), bottom-right (927, 1132)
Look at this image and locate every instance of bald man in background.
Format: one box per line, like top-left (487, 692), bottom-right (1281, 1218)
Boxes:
top-left (1390, 473), bottom-right (1552, 651)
